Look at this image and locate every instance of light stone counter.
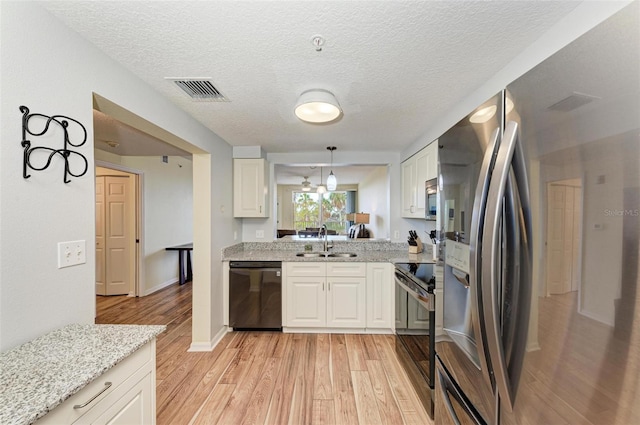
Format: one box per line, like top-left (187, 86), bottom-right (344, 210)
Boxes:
top-left (0, 323), bottom-right (166, 425)
top-left (222, 241), bottom-right (437, 264)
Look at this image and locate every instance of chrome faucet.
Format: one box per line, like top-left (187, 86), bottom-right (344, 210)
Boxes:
top-left (321, 224), bottom-right (333, 252)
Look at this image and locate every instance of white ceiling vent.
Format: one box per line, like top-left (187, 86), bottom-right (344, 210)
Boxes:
top-left (167, 78), bottom-right (229, 102)
top-left (547, 92), bottom-right (599, 112)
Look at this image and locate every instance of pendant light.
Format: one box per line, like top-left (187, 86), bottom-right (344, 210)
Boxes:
top-left (301, 176), bottom-right (311, 192)
top-left (326, 146), bottom-right (337, 191)
top-left (316, 167), bottom-right (327, 194)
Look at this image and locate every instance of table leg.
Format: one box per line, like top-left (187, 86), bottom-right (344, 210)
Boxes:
top-left (178, 250), bottom-right (185, 285)
top-left (186, 250), bottom-right (193, 282)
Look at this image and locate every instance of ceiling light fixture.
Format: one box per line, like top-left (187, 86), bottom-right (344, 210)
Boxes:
top-left (294, 89), bottom-right (342, 123)
top-left (326, 146), bottom-right (337, 191)
top-left (317, 167), bottom-right (327, 194)
top-left (469, 104), bottom-right (497, 124)
top-left (301, 176), bottom-right (312, 192)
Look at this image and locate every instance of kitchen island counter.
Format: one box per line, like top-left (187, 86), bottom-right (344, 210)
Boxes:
top-left (222, 241), bottom-right (437, 264)
top-left (0, 323), bottom-right (165, 425)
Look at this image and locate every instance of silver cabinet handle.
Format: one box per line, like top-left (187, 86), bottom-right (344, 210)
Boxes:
top-left (73, 381), bottom-right (112, 409)
top-left (481, 119), bottom-right (532, 411)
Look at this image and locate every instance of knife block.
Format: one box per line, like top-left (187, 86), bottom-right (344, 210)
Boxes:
top-left (408, 237), bottom-right (423, 254)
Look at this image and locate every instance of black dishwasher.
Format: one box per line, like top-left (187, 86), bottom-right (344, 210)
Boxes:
top-left (229, 261), bottom-right (282, 330)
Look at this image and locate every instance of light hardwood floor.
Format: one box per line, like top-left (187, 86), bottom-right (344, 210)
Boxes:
top-left (96, 283), bottom-right (432, 425)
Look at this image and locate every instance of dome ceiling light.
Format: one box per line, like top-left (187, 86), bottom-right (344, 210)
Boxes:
top-left (326, 146), bottom-right (337, 191)
top-left (294, 89), bottom-right (342, 124)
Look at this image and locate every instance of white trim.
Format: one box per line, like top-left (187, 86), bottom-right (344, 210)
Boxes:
top-left (578, 308), bottom-right (614, 327)
top-left (188, 326), bottom-right (230, 352)
top-left (143, 278), bottom-right (179, 296)
top-left (283, 327), bottom-right (393, 334)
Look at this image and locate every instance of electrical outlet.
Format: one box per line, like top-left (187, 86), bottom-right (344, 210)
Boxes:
top-left (394, 230), bottom-right (400, 239)
top-left (58, 240), bottom-right (86, 269)
top-left (256, 230), bottom-right (265, 239)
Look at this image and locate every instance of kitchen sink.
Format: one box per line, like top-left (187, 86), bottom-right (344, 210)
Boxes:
top-left (295, 252), bottom-right (358, 258)
top-left (327, 253), bottom-right (357, 258)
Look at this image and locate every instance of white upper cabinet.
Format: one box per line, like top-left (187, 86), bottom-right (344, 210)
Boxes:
top-left (401, 140), bottom-right (438, 218)
top-left (233, 158), bottom-right (269, 217)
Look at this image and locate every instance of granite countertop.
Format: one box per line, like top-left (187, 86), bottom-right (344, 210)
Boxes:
top-left (222, 241), bottom-right (438, 264)
top-left (0, 323), bottom-right (166, 425)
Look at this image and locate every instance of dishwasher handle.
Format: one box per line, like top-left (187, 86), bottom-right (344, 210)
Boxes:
top-left (229, 261), bottom-right (282, 269)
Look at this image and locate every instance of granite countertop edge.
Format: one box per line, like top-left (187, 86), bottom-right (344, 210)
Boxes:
top-left (222, 242), bottom-right (437, 264)
top-left (0, 323), bottom-right (166, 425)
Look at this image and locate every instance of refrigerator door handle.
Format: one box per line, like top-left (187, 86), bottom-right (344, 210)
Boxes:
top-left (468, 126), bottom-right (500, 386)
top-left (481, 120), bottom-right (532, 411)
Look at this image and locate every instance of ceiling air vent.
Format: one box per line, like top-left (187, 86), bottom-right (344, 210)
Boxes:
top-left (168, 78), bottom-right (229, 102)
top-left (547, 92), bottom-right (599, 112)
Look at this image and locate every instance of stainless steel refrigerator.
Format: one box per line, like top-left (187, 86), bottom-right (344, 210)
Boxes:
top-left (434, 3), bottom-right (640, 424)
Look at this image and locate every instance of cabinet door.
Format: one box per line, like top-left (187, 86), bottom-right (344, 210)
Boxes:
top-left (413, 148), bottom-right (430, 218)
top-left (407, 296), bottom-right (430, 330)
top-left (86, 372), bottom-right (153, 425)
top-left (425, 140), bottom-right (438, 181)
top-left (326, 277), bottom-right (366, 328)
top-left (401, 157), bottom-right (417, 217)
top-left (395, 284), bottom-right (408, 330)
top-left (366, 263), bottom-right (392, 329)
top-left (233, 158), bottom-right (267, 217)
top-left (286, 276), bottom-right (326, 327)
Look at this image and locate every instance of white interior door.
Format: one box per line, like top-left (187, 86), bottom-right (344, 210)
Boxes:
top-left (546, 183), bottom-right (582, 295)
top-left (96, 175), bottom-right (132, 296)
top-left (96, 177), bottom-right (106, 296)
top-left (105, 176), bottom-right (131, 295)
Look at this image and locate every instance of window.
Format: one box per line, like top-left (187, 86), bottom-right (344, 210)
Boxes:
top-left (293, 191), bottom-right (348, 234)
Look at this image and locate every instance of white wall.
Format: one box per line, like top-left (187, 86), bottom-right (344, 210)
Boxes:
top-left (120, 156), bottom-right (193, 295)
top-left (357, 166), bottom-right (390, 239)
top-left (0, 2), bottom-right (235, 351)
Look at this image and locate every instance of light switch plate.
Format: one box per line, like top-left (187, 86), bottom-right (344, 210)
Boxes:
top-left (256, 230), bottom-right (264, 239)
top-left (58, 240), bottom-right (86, 268)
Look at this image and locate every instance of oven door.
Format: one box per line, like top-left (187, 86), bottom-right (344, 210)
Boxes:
top-left (394, 269), bottom-right (436, 418)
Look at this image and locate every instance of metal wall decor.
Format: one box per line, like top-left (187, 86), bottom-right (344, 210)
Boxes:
top-left (20, 105), bottom-right (88, 183)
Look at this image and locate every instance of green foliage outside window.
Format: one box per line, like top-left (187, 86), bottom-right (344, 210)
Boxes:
top-left (293, 191), bottom-right (348, 233)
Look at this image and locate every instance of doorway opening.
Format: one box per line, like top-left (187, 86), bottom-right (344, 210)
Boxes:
top-left (95, 163), bottom-right (143, 297)
top-left (545, 178), bottom-right (584, 298)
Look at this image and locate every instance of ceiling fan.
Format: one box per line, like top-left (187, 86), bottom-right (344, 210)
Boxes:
top-left (301, 176), bottom-right (312, 192)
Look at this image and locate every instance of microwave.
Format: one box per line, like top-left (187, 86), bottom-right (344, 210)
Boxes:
top-left (425, 178), bottom-right (437, 221)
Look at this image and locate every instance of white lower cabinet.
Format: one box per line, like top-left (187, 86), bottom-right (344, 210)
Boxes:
top-left (285, 262), bottom-right (391, 331)
top-left (36, 341), bottom-right (156, 425)
top-left (366, 263), bottom-right (393, 329)
top-left (285, 262), bottom-right (366, 329)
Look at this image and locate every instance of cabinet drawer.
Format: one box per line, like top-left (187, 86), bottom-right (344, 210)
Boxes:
top-left (36, 342), bottom-right (152, 425)
top-left (327, 262), bottom-right (366, 277)
top-left (285, 262), bottom-right (326, 277)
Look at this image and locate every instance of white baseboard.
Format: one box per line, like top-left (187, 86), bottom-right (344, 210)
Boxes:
top-left (283, 327), bottom-right (393, 334)
top-left (188, 326), bottom-right (230, 352)
top-left (143, 278), bottom-right (178, 296)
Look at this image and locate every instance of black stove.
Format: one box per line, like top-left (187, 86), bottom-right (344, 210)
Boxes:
top-left (395, 262), bottom-right (436, 293)
top-left (394, 261), bottom-right (436, 419)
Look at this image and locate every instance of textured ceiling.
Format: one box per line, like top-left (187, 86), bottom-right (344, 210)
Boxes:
top-left (41, 1), bottom-right (584, 156)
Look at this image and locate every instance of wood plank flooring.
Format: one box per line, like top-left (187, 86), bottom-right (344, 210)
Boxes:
top-left (95, 283), bottom-right (432, 425)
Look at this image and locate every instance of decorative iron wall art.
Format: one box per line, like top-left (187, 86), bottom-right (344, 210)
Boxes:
top-left (20, 105), bottom-right (88, 183)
